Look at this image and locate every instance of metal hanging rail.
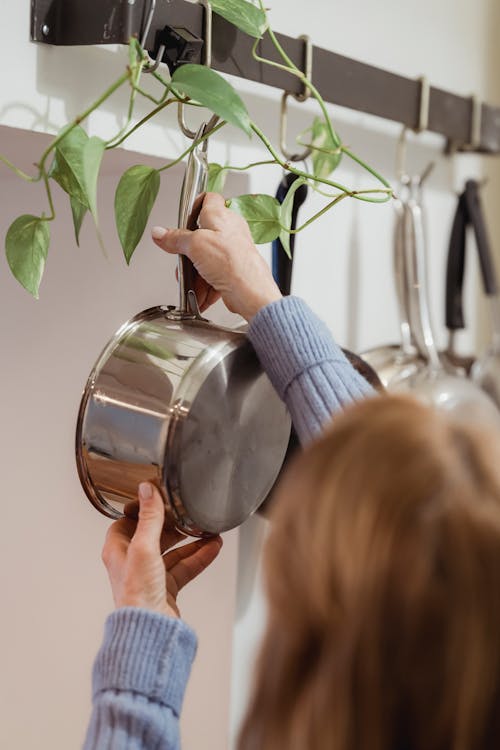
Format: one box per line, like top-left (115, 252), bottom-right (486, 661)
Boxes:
top-left (30, 0), bottom-right (500, 153)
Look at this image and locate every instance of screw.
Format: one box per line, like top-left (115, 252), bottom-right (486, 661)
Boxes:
top-left (42, 24), bottom-right (50, 36)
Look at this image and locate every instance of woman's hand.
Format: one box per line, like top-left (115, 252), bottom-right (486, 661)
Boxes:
top-left (101, 482), bottom-right (223, 618)
top-left (152, 192), bottom-right (282, 321)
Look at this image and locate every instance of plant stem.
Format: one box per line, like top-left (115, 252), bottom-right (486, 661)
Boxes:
top-left (106, 97), bottom-right (178, 150)
top-left (36, 70), bottom-right (130, 174)
top-left (157, 120), bottom-right (227, 173)
top-left (218, 159), bottom-right (278, 172)
top-left (251, 122), bottom-right (392, 203)
top-left (284, 192), bottom-right (349, 234)
top-left (0, 155), bottom-right (38, 182)
top-left (341, 146), bottom-right (392, 189)
top-left (41, 169), bottom-right (56, 222)
top-left (255, 1), bottom-right (341, 150)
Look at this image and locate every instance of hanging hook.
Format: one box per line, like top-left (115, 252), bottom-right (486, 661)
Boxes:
top-left (280, 35), bottom-right (313, 162)
top-left (464, 95), bottom-right (482, 151)
top-left (140, 0), bottom-right (156, 49)
top-left (140, 0), bottom-right (163, 74)
top-left (445, 94), bottom-right (482, 154)
top-left (396, 75), bottom-right (434, 184)
top-left (178, 0), bottom-right (219, 139)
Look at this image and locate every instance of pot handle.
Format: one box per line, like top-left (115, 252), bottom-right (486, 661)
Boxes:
top-left (271, 173), bottom-right (308, 295)
top-left (445, 192), bottom-right (468, 332)
top-left (393, 197), bottom-right (414, 354)
top-left (177, 123), bottom-right (209, 315)
top-left (405, 181), bottom-right (442, 370)
top-left (464, 179), bottom-right (498, 296)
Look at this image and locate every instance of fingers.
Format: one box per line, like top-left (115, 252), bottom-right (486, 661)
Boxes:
top-left (101, 516), bottom-right (137, 571)
top-left (199, 288), bottom-right (221, 312)
top-left (164, 536), bottom-right (223, 590)
top-left (152, 226), bottom-right (194, 255)
top-left (198, 193), bottom-right (228, 231)
top-left (131, 482), bottom-right (165, 553)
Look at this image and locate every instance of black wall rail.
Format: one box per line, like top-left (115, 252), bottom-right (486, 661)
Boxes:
top-left (30, 0), bottom-right (500, 154)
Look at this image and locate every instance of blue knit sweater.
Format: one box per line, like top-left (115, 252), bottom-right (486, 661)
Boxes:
top-left (83, 297), bottom-right (373, 749)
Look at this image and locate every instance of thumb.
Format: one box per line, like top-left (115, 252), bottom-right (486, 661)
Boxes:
top-left (132, 482), bottom-right (165, 550)
top-left (152, 226), bottom-right (194, 256)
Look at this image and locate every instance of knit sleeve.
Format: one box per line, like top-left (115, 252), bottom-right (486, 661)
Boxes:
top-left (247, 296), bottom-right (374, 444)
top-left (83, 608), bottom-right (197, 750)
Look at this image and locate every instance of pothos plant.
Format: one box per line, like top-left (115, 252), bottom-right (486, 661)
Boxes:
top-left (1, 0), bottom-right (393, 298)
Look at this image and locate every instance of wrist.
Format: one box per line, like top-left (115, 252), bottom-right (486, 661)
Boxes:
top-left (242, 288), bottom-right (283, 322)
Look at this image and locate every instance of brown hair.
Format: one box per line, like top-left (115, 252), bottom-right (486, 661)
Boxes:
top-left (238, 395), bottom-right (500, 750)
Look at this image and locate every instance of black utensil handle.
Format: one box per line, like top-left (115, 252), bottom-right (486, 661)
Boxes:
top-left (445, 192), bottom-right (467, 331)
top-left (272, 173), bottom-right (308, 296)
top-left (464, 179), bottom-right (499, 296)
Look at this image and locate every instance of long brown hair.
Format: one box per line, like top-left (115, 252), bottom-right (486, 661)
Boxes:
top-left (238, 395), bottom-right (500, 750)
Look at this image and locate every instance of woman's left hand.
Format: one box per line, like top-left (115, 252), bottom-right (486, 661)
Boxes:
top-left (101, 482), bottom-right (223, 618)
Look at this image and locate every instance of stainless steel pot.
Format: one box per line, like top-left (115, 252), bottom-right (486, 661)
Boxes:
top-left (75, 123), bottom-right (291, 536)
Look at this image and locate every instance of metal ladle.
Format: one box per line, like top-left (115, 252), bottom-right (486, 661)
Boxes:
top-left (360, 183), bottom-right (426, 388)
top-left (392, 175), bottom-right (500, 429)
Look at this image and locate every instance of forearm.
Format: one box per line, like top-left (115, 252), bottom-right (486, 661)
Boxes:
top-left (248, 296), bottom-right (374, 444)
top-left (83, 608), bottom-right (197, 750)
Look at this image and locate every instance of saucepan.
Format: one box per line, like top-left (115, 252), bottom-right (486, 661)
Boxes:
top-left (75, 122), bottom-right (291, 537)
top-left (392, 175), bottom-right (500, 429)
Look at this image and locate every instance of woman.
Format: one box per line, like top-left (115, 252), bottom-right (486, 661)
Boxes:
top-left (84, 194), bottom-right (500, 748)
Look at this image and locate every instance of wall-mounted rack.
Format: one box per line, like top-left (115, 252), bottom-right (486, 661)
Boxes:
top-left (30, 0), bottom-right (500, 154)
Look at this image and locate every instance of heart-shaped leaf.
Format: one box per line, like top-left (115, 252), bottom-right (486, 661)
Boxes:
top-left (207, 163), bottom-right (228, 194)
top-left (308, 117), bottom-right (342, 179)
top-left (70, 197), bottom-right (87, 246)
top-left (115, 165), bottom-right (161, 263)
top-left (82, 136), bottom-right (105, 225)
top-left (228, 194), bottom-right (281, 244)
top-left (279, 177), bottom-right (307, 258)
top-left (6, 214), bottom-right (50, 298)
top-left (209, 0), bottom-right (268, 38)
top-left (51, 125), bottom-right (90, 208)
top-left (171, 65), bottom-right (252, 136)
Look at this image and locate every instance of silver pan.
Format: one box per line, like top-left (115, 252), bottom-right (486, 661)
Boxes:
top-left (75, 123), bottom-right (291, 537)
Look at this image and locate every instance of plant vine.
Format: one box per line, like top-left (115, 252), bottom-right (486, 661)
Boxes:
top-left (1, 0), bottom-right (393, 297)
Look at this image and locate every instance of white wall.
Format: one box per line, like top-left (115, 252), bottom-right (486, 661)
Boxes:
top-left (0, 1), bottom-right (499, 749)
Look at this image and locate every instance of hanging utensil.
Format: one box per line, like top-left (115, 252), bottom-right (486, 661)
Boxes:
top-left (442, 183), bottom-right (480, 374)
top-left (360, 182), bottom-right (426, 388)
top-left (392, 175), bottom-right (500, 428)
top-left (76, 123), bottom-right (291, 537)
top-left (465, 180), bottom-right (500, 407)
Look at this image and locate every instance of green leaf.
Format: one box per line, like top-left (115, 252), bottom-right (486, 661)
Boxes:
top-left (171, 65), bottom-right (252, 136)
top-left (308, 117), bottom-right (342, 179)
top-left (115, 166), bottom-right (161, 264)
top-left (82, 136), bottom-right (105, 225)
top-left (228, 194), bottom-right (281, 244)
top-left (5, 215), bottom-right (50, 298)
top-left (51, 126), bottom-right (90, 208)
top-left (209, 0), bottom-right (268, 38)
top-left (70, 197), bottom-right (87, 246)
top-left (207, 163), bottom-right (228, 194)
top-left (279, 177), bottom-right (307, 258)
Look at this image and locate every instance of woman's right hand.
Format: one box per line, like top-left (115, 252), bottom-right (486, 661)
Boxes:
top-left (151, 193), bottom-right (282, 322)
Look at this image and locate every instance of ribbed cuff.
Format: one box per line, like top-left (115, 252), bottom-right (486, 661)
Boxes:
top-left (92, 608), bottom-right (197, 716)
top-left (248, 296), bottom-right (350, 399)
